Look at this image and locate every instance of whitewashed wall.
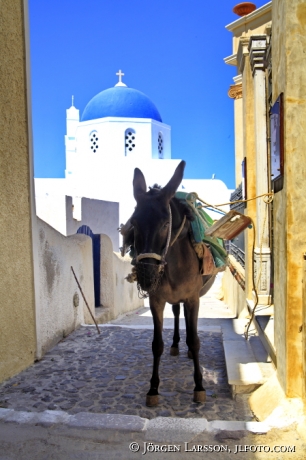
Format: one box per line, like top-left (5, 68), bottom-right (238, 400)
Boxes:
top-left (35, 218), bottom-right (95, 359)
top-left (100, 234), bottom-right (143, 319)
top-left (34, 183), bottom-right (120, 251)
top-left (35, 221), bottom-right (143, 360)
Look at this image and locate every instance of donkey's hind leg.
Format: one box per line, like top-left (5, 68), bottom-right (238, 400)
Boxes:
top-left (184, 304), bottom-right (193, 359)
top-left (170, 303), bottom-right (180, 356)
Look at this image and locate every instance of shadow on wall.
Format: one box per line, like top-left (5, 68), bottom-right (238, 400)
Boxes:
top-left (34, 219), bottom-right (143, 361)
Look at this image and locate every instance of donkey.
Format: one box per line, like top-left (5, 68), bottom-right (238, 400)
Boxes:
top-left (131, 160), bottom-right (215, 406)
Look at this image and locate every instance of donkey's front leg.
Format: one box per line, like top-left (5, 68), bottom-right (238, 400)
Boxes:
top-left (184, 298), bottom-right (206, 404)
top-left (170, 303), bottom-right (180, 356)
top-left (146, 297), bottom-right (165, 407)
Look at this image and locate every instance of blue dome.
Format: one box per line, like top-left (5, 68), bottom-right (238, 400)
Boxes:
top-left (81, 86), bottom-right (162, 122)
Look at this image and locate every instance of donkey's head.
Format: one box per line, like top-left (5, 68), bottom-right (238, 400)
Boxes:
top-left (131, 161), bottom-right (186, 292)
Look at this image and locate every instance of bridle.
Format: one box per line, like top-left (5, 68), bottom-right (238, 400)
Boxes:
top-left (135, 205), bottom-right (187, 265)
top-left (134, 205), bottom-right (187, 297)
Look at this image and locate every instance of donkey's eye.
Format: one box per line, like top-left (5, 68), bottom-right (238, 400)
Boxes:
top-left (163, 222), bottom-right (170, 229)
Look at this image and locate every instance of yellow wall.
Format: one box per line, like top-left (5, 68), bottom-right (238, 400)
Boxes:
top-left (272, 0), bottom-right (306, 396)
top-left (0, 0), bottom-right (36, 382)
top-left (242, 55), bottom-right (257, 300)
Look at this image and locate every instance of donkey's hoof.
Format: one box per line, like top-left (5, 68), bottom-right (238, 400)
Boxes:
top-left (193, 390), bottom-right (206, 404)
top-left (146, 394), bottom-right (159, 406)
top-left (187, 350), bottom-right (193, 359)
top-left (170, 346), bottom-right (179, 356)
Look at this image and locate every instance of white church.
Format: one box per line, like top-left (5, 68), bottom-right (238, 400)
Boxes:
top-left (35, 71), bottom-right (232, 251)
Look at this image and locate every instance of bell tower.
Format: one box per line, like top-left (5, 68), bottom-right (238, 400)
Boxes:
top-left (65, 96), bottom-right (79, 177)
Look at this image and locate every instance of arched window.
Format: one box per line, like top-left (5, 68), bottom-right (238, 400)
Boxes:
top-left (125, 128), bottom-right (136, 155)
top-left (89, 130), bottom-right (99, 153)
top-left (158, 132), bottom-right (163, 158)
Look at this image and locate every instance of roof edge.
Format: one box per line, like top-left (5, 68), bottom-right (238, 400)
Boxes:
top-left (225, 2), bottom-right (272, 32)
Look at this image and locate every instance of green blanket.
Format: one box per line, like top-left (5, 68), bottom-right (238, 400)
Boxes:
top-left (175, 191), bottom-right (228, 269)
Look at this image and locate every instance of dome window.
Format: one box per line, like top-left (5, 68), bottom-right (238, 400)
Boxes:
top-left (125, 128), bottom-right (136, 156)
top-left (89, 130), bottom-right (99, 153)
top-left (158, 132), bottom-right (163, 159)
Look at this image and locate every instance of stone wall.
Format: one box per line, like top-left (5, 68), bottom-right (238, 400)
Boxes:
top-left (0, 0), bottom-right (37, 383)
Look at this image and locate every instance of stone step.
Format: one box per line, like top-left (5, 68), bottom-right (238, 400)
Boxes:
top-left (92, 306), bottom-right (111, 324)
top-left (221, 319), bottom-right (275, 398)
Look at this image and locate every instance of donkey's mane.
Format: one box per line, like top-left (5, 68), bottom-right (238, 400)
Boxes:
top-left (147, 184), bottom-right (194, 221)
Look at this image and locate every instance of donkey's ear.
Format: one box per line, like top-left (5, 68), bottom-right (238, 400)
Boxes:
top-left (161, 160), bottom-right (186, 202)
top-left (133, 168), bottom-right (147, 202)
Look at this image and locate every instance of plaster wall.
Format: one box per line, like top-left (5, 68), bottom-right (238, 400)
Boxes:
top-left (242, 55), bottom-right (257, 299)
top-left (112, 253), bottom-right (143, 318)
top-left (67, 197), bottom-right (119, 251)
top-left (35, 183), bottom-right (120, 250)
top-left (35, 187), bottom-right (68, 235)
top-left (272, 0), bottom-right (306, 397)
top-left (0, 0), bottom-right (37, 383)
top-left (222, 258), bottom-right (246, 318)
top-left (100, 234), bottom-right (143, 319)
top-left (234, 95), bottom-right (244, 187)
top-left (35, 218), bottom-right (94, 359)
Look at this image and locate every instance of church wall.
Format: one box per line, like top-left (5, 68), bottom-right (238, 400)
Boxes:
top-left (151, 121), bottom-right (171, 159)
top-left (35, 218), bottom-right (95, 359)
top-left (76, 118), bottom-right (154, 164)
top-left (0, 0), bottom-right (37, 383)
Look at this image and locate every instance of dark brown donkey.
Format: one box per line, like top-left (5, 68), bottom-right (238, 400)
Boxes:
top-left (131, 160), bottom-right (216, 406)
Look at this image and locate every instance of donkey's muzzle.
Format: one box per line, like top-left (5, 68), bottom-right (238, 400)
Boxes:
top-left (135, 260), bottom-right (165, 295)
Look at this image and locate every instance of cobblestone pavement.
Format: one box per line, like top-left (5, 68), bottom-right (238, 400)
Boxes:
top-left (0, 326), bottom-right (253, 421)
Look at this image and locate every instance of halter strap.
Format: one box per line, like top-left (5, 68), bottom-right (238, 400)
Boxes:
top-left (136, 253), bottom-right (162, 262)
top-left (135, 206), bottom-right (187, 263)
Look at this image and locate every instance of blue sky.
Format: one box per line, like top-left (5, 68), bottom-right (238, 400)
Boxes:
top-left (29, 0), bottom-right (268, 189)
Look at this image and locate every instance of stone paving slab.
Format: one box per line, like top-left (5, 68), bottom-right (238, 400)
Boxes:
top-left (0, 326), bottom-right (253, 422)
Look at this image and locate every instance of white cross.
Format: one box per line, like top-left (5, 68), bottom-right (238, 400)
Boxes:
top-left (72, 95), bottom-right (74, 106)
top-left (116, 69), bottom-right (125, 83)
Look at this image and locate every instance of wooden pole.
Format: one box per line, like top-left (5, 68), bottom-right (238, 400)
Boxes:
top-left (71, 266), bottom-right (100, 335)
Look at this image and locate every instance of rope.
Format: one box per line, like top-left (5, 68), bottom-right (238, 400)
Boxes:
top-left (193, 191), bottom-right (274, 213)
top-left (170, 215), bottom-right (186, 247)
top-left (244, 201), bottom-right (271, 340)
